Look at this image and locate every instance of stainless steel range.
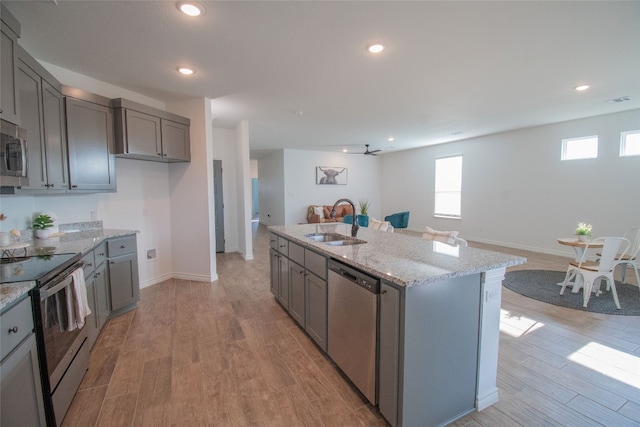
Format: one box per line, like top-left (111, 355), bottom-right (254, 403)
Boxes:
top-left (1, 252), bottom-right (88, 427)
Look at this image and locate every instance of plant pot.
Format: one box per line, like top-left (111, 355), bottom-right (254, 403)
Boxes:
top-left (35, 229), bottom-right (52, 240)
top-left (577, 234), bottom-right (587, 242)
top-left (357, 215), bottom-right (369, 227)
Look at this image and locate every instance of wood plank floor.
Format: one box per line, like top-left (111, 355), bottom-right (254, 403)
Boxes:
top-left (63, 225), bottom-right (640, 427)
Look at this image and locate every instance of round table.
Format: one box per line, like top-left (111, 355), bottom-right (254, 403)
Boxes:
top-left (557, 237), bottom-right (604, 293)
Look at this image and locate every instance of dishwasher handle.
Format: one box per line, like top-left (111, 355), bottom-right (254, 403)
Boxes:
top-left (328, 260), bottom-right (380, 294)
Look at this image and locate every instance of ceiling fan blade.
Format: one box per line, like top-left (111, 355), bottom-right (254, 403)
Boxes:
top-left (369, 149), bottom-right (382, 154)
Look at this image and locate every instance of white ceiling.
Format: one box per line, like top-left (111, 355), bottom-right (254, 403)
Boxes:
top-left (4, 1), bottom-right (640, 158)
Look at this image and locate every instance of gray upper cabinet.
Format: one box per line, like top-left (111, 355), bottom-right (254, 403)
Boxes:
top-left (160, 119), bottom-right (190, 161)
top-left (16, 46), bottom-right (68, 191)
top-left (64, 88), bottom-right (116, 192)
top-left (112, 98), bottom-right (190, 163)
top-left (0, 5), bottom-right (20, 125)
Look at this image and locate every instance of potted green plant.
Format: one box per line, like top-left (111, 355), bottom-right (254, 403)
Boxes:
top-left (575, 222), bottom-right (592, 242)
top-left (32, 214), bottom-right (54, 239)
top-left (358, 199), bottom-right (370, 227)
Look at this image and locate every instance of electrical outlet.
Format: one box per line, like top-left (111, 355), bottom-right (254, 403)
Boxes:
top-left (146, 249), bottom-right (157, 260)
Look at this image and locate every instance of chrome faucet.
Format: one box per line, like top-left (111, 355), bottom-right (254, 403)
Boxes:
top-left (330, 198), bottom-right (359, 237)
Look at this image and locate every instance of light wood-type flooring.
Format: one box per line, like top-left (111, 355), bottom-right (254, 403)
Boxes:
top-left (63, 225), bottom-right (640, 427)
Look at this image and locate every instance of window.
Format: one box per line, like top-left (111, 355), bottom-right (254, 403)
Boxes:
top-left (434, 156), bottom-right (462, 218)
top-left (561, 135), bottom-right (598, 160)
top-left (620, 130), bottom-right (640, 157)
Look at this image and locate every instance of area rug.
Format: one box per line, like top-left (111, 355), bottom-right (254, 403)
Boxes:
top-left (503, 270), bottom-right (640, 316)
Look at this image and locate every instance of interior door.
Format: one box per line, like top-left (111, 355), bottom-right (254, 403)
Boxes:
top-left (213, 160), bottom-right (225, 253)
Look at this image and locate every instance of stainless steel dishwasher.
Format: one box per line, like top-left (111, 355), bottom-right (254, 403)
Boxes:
top-left (327, 259), bottom-right (380, 404)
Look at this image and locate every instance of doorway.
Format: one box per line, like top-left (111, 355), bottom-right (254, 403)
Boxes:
top-left (213, 160), bottom-right (225, 253)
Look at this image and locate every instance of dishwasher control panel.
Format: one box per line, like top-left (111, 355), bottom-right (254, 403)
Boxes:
top-left (328, 260), bottom-right (380, 294)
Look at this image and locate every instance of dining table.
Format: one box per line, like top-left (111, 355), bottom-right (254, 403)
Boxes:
top-left (557, 237), bottom-right (604, 293)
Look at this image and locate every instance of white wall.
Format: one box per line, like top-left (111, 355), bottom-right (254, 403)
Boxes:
top-left (212, 127), bottom-right (239, 252)
top-left (235, 121), bottom-right (253, 260)
top-left (283, 150), bottom-right (383, 225)
top-left (256, 149), bottom-right (383, 226)
top-left (166, 98), bottom-right (217, 282)
top-left (381, 109), bottom-right (640, 256)
top-left (258, 151), bottom-right (286, 226)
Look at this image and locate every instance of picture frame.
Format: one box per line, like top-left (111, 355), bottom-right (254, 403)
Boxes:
top-left (316, 166), bottom-right (347, 185)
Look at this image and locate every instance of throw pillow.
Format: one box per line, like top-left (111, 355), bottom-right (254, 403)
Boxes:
top-left (313, 206), bottom-right (324, 219)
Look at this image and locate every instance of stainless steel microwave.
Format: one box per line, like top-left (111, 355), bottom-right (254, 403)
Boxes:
top-left (0, 119), bottom-right (29, 187)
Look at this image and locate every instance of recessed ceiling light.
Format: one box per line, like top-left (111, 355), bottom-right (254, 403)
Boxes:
top-left (177, 67), bottom-right (195, 75)
top-left (342, 149), bottom-right (348, 153)
top-left (387, 137), bottom-right (394, 142)
top-left (366, 43), bottom-right (385, 54)
top-left (177, 1), bottom-right (205, 17)
top-left (574, 84), bottom-right (590, 91)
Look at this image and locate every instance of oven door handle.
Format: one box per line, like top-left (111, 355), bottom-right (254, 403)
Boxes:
top-left (40, 274), bottom-right (74, 300)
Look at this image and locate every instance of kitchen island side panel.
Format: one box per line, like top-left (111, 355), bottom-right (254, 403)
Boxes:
top-left (400, 273), bottom-right (481, 427)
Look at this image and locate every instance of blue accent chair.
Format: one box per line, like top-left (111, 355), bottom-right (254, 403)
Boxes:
top-left (384, 211), bottom-right (410, 229)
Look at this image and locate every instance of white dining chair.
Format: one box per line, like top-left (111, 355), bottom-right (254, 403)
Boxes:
top-left (422, 226), bottom-right (467, 246)
top-left (613, 227), bottom-right (640, 288)
top-left (560, 237), bottom-right (630, 309)
top-left (368, 217), bottom-right (394, 232)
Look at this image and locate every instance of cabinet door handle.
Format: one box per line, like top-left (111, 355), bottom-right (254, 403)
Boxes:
top-left (120, 245), bottom-right (126, 249)
top-left (381, 290), bottom-right (387, 295)
top-left (99, 253), bottom-right (105, 256)
top-left (8, 326), bottom-right (18, 334)
top-left (71, 185), bottom-right (78, 189)
top-left (87, 262), bottom-right (93, 267)
top-left (110, 261), bottom-right (115, 264)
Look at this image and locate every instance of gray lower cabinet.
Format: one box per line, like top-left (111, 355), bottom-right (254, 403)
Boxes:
top-left (65, 92), bottom-right (116, 192)
top-left (94, 261), bottom-right (110, 329)
top-left (304, 271), bottom-right (327, 351)
top-left (82, 242), bottom-right (109, 349)
top-left (379, 281), bottom-right (400, 426)
top-left (0, 297), bottom-right (46, 427)
top-left (107, 235), bottom-right (140, 315)
top-left (16, 47), bottom-right (68, 191)
top-left (277, 255), bottom-right (289, 307)
top-left (269, 248), bottom-right (279, 297)
top-left (269, 234), bottom-right (328, 351)
top-left (288, 261), bottom-right (305, 325)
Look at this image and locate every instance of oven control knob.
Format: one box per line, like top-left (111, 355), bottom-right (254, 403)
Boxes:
top-left (8, 326), bottom-right (18, 334)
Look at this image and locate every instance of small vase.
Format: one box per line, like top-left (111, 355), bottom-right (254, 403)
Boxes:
top-left (577, 234), bottom-right (587, 242)
top-left (36, 229), bottom-right (51, 240)
top-left (357, 215), bottom-right (369, 227)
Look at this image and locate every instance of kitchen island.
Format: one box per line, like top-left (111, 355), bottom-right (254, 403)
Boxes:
top-left (269, 223), bottom-right (526, 427)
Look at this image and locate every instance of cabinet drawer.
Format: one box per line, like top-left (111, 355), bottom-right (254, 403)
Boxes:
top-left (1, 297), bottom-right (33, 361)
top-left (107, 235), bottom-right (136, 257)
top-left (289, 241), bottom-right (304, 265)
top-left (305, 249), bottom-right (327, 280)
top-left (269, 233), bottom-right (278, 250)
top-left (277, 236), bottom-right (289, 256)
top-left (94, 242), bottom-right (107, 266)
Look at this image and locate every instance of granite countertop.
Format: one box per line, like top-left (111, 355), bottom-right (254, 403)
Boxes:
top-left (0, 227), bottom-right (137, 311)
top-left (269, 223), bottom-right (526, 288)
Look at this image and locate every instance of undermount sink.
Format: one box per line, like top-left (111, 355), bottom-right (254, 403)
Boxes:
top-left (304, 233), bottom-right (366, 246)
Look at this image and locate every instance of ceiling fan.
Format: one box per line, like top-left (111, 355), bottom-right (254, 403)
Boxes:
top-left (351, 144), bottom-right (381, 156)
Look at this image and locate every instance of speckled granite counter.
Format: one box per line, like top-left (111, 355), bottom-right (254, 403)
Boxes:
top-left (269, 223), bottom-right (526, 287)
top-left (0, 226), bottom-right (137, 311)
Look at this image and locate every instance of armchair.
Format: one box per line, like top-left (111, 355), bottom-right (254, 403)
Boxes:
top-left (384, 211), bottom-right (410, 229)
